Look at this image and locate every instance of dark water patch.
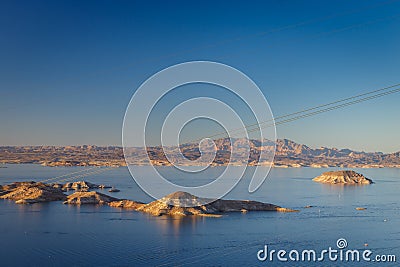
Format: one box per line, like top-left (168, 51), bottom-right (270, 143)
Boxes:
top-left (108, 217), bottom-right (138, 221)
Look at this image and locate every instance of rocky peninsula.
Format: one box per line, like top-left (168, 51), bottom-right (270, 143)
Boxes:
top-left (0, 181), bottom-right (298, 216)
top-left (313, 170), bottom-right (373, 185)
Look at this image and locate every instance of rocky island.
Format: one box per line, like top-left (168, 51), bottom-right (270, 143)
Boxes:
top-left (0, 181), bottom-right (113, 204)
top-left (313, 170), bottom-right (373, 185)
top-left (113, 191), bottom-right (297, 216)
top-left (0, 181), bottom-right (298, 216)
top-left (0, 181), bottom-right (67, 204)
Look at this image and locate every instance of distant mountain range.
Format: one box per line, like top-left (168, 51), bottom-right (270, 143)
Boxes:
top-left (273, 139), bottom-right (400, 168)
top-left (1, 138), bottom-right (399, 168)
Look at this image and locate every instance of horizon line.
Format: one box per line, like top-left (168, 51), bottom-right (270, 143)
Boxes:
top-left (1, 137), bottom-right (398, 155)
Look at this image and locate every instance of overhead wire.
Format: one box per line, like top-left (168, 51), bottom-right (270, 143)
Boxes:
top-left (53, 167), bottom-right (115, 184)
top-left (35, 1), bottom-right (400, 183)
top-left (40, 166), bottom-right (100, 183)
top-left (184, 83), bottom-right (400, 143)
top-left (245, 86), bottom-right (400, 135)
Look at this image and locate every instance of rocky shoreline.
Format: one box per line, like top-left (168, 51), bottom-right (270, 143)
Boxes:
top-left (0, 181), bottom-right (298, 216)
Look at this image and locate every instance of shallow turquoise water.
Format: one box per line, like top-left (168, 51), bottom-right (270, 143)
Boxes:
top-left (0, 164), bottom-right (399, 266)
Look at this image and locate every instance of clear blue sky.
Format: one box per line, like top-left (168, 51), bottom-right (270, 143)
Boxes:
top-left (1, 0), bottom-right (399, 153)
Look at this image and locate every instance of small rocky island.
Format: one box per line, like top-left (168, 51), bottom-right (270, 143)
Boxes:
top-left (313, 170), bottom-right (373, 185)
top-left (0, 181), bottom-right (298, 216)
top-left (0, 182), bottom-right (66, 204)
top-left (110, 191), bottom-right (297, 216)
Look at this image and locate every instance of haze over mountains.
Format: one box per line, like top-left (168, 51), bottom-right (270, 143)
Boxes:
top-left (1, 138), bottom-right (399, 168)
top-left (170, 138), bottom-right (400, 168)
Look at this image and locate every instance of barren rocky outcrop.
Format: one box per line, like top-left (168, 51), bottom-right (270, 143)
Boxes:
top-left (64, 191), bottom-right (118, 205)
top-left (313, 170), bottom-right (373, 185)
top-left (62, 181), bottom-right (110, 191)
top-left (109, 199), bottom-right (145, 209)
top-left (0, 181), bottom-right (298, 216)
top-left (0, 181), bottom-right (66, 204)
top-left (0, 182), bottom-right (22, 196)
top-left (132, 191), bottom-right (298, 216)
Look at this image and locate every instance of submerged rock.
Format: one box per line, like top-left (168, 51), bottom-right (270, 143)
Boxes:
top-left (0, 182), bottom-right (66, 203)
top-left (313, 170), bottom-right (373, 185)
top-left (64, 191), bottom-right (119, 205)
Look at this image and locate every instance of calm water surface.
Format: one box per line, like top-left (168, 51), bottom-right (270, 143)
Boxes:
top-left (0, 164), bottom-right (399, 266)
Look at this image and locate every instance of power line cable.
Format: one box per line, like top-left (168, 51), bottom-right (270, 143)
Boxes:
top-left (185, 83), bottom-right (400, 143)
top-left (237, 86), bottom-right (400, 136)
top-left (37, 83), bottom-right (400, 183)
top-left (50, 167), bottom-right (115, 184)
top-left (40, 166), bottom-right (100, 183)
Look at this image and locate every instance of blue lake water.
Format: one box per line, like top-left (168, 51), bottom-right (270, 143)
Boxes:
top-left (0, 164), bottom-right (399, 266)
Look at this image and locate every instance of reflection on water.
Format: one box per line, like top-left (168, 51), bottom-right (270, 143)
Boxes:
top-left (155, 216), bottom-right (208, 237)
top-left (0, 164), bottom-right (399, 266)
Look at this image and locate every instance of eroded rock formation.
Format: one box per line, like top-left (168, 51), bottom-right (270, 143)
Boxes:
top-left (0, 181), bottom-right (298, 216)
top-left (109, 199), bottom-right (145, 209)
top-left (62, 181), bottom-right (105, 191)
top-left (64, 191), bottom-right (118, 205)
top-left (313, 170), bottom-right (373, 185)
top-left (0, 182), bottom-right (66, 204)
top-left (131, 191), bottom-right (298, 216)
